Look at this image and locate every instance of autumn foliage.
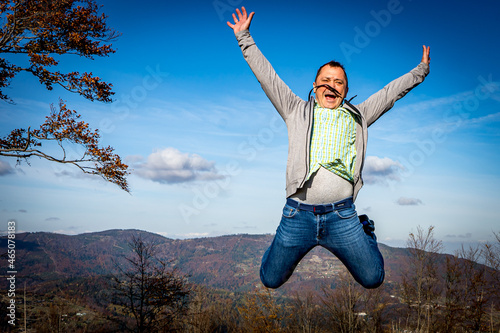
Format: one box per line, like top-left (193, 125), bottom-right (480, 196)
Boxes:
top-left (0, 100), bottom-right (129, 191)
top-left (0, 0), bottom-right (118, 102)
top-left (0, 0), bottom-right (129, 191)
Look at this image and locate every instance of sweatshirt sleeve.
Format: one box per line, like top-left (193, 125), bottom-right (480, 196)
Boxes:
top-left (235, 30), bottom-right (304, 121)
top-left (355, 62), bottom-right (430, 127)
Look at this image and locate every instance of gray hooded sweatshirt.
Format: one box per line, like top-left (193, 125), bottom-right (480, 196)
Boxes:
top-left (235, 29), bottom-right (429, 201)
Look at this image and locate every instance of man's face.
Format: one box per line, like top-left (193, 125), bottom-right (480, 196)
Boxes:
top-left (314, 65), bottom-right (348, 109)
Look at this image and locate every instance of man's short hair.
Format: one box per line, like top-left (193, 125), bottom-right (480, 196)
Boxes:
top-left (315, 61), bottom-right (348, 88)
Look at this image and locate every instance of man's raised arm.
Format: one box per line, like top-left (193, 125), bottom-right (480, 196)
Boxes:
top-left (226, 7), bottom-right (303, 120)
top-left (356, 45), bottom-right (431, 126)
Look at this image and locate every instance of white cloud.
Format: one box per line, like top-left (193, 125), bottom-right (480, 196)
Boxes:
top-left (133, 147), bottom-right (224, 184)
top-left (363, 156), bottom-right (404, 185)
top-left (54, 169), bottom-right (98, 180)
top-left (53, 229), bottom-right (78, 235)
top-left (154, 231), bottom-right (170, 238)
top-left (396, 197), bottom-right (423, 206)
top-left (124, 155), bottom-right (145, 164)
top-left (467, 111), bottom-right (500, 125)
top-left (396, 80), bottom-right (500, 116)
top-left (172, 232), bottom-right (210, 239)
top-left (445, 233), bottom-right (472, 239)
top-left (0, 160), bottom-right (14, 176)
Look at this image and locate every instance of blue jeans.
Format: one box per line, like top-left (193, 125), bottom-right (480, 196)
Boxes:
top-left (260, 198), bottom-right (384, 289)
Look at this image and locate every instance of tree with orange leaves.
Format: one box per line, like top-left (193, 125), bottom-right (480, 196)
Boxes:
top-left (0, 0), bottom-right (129, 191)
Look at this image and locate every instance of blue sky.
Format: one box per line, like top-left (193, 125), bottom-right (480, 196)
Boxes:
top-left (1, 0), bottom-right (499, 253)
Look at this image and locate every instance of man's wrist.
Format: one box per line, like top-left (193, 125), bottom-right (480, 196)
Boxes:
top-left (235, 29), bottom-right (249, 36)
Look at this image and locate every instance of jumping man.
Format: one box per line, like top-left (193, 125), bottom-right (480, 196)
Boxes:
top-left (227, 7), bottom-right (430, 289)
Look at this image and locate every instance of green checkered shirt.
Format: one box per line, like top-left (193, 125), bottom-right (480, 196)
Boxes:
top-left (307, 103), bottom-right (357, 183)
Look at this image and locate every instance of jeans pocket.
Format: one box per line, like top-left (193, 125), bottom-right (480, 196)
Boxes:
top-left (335, 207), bottom-right (357, 219)
top-left (282, 204), bottom-right (298, 218)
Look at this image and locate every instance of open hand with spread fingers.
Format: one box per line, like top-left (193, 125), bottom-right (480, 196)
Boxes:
top-left (227, 7), bottom-right (255, 34)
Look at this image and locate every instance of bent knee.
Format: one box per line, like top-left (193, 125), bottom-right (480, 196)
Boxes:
top-left (260, 268), bottom-right (286, 289)
top-left (358, 271), bottom-right (385, 289)
top-left (261, 279), bottom-right (282, 289)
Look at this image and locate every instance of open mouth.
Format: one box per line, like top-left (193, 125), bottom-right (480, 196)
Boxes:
top-left (325, 93), bottom-right (337, 102)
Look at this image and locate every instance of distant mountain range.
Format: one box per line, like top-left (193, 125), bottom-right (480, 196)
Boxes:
top-left (1, 229), bottom-right (434, 295)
